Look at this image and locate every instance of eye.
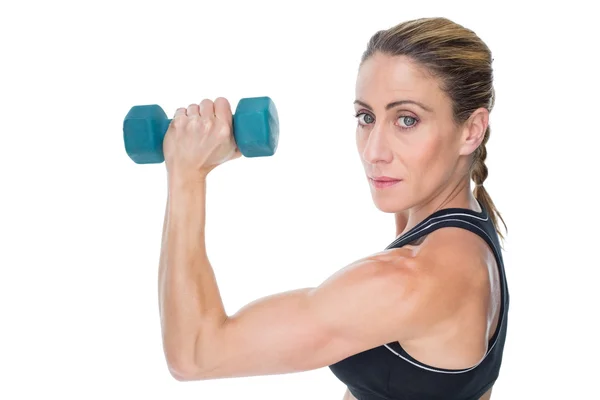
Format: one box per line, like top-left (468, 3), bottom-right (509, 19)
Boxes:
top-left (355, 112), bottom-right (374, 126)
top-left (398, 116), bottom-right (418, 129)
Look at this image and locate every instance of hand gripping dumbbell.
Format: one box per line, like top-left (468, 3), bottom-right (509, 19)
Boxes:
top-left (123, 96), bottom-right (279, 164)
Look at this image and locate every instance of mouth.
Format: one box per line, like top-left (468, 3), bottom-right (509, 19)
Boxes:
top-left (369, 176), bottom-right (402, 189)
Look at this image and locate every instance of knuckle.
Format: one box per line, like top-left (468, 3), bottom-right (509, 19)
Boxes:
top-left (200, 117), bottom-right (213, 131)
top-left (216, 124), bottom-right (230, 139)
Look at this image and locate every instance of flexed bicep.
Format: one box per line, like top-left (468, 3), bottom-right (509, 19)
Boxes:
top-left (177, 252), bottom-right (432, 381)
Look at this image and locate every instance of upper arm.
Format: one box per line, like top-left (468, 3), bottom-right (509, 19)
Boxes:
top-left (177, 235), bottom-right (482, 380)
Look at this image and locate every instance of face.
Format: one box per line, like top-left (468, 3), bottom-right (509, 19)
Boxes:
top-left (354, 53), bottom-right (483, 214)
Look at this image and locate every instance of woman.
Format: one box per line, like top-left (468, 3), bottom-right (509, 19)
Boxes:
top-left (157, 17), bottom-right (509, 400)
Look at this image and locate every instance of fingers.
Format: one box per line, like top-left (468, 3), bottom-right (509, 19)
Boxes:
top-left (171, 107), bottom-right (187, 129)
top-left (173, 107), bottom-right (187, 118)
top-left (174, 98), bottom-right (230, 122)
top-left (187, 103), bottom-right (200, 117)
top-left (214, 97), bottom-right (232, 123)
top-left (199, 99), bottom-right (215, 120)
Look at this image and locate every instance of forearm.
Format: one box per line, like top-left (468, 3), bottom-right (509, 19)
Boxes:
top-left (158, 178), bottom-right (226, 371)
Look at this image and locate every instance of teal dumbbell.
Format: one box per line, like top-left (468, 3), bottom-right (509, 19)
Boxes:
top-left (123, 96), bottom-right (279, 164)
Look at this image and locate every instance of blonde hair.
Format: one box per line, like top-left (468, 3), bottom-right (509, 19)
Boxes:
top-left (361, 17), bottom-right (507, 240)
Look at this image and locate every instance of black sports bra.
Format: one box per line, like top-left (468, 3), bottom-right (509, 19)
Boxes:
top-left (328, 203), bottom-right (510, 400)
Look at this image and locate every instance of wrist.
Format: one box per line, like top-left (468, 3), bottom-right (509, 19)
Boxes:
top-left (166, 175), bottom-right (207, 221)
top-left (167, 172), bottom-right (208, 194)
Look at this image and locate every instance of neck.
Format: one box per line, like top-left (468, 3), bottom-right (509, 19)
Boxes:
top-left (395, 178), bottom-right (480, 238)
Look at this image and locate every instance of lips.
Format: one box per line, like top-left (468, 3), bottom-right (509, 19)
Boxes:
top-left (369, 176), bottom-right (402, 189)
top-left (370, 176), bottom-right (400, 182)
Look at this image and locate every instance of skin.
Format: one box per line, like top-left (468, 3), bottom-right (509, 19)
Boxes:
top-left (157, 52), bottom-right (501, 400)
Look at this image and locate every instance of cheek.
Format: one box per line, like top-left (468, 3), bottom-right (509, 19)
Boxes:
top-left (355, 130), bottom-right (367, 156)
top-left (404, 135), bottom-right (450, 182)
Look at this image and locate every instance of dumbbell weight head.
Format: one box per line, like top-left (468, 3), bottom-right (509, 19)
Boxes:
top-left (123, 104), bottom-right (170, 164)
top-left (123, 96), bottom-right (279, 164)
top-left (234, 96), bottom-right (279, 158)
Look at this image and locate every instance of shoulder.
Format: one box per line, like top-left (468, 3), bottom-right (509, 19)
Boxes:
top-left (372, 224), bottom-right (491, 284)
top-left (410, 224), bottom-right (493, 283)
top-left (339, 224), bottom-right (491, 302)
top-left (375, 226), bottom-right (494, 334)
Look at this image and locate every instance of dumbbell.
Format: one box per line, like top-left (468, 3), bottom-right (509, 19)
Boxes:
top-left (123, 96), bottom-right (279, 164)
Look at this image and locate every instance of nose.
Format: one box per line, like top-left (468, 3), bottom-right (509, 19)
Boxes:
top-left (361, 122), bottom-right (393, 165)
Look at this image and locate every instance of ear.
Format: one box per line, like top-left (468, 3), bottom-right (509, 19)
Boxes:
top-left (459, 108), bottom-right (488, 156)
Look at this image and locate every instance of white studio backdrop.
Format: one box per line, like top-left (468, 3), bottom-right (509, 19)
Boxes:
top-left (1, 0), bottom-right (598, 399)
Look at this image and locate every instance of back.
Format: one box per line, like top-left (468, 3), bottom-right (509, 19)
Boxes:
top-left (328, 203), bottom-right (510, 400)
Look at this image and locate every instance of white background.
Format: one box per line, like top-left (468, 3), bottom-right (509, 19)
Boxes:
top-left (1, 0), bottom-right (598, 398)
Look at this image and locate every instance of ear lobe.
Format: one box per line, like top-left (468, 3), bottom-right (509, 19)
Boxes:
top-left (459, 108), bottom-right (488, 156)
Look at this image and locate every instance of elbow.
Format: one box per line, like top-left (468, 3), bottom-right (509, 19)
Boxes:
top-left (164, 320), bottom-right (225, 381)
top-left (166, 353), bottom-right (204, 381)
top-left (164, 334), bottom-right (209, 381)
top-left (168, 364), bottom-right (199, 382)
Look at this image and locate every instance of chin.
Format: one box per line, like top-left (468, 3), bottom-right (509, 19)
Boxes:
top-left (371, 192), bottom-right (410, 213)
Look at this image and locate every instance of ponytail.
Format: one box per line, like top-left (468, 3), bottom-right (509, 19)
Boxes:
top-left (471, 126), bottom-right (507, 241)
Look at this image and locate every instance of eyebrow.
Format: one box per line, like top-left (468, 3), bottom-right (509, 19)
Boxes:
top-left (354, 99), bottom-right (433, 113)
